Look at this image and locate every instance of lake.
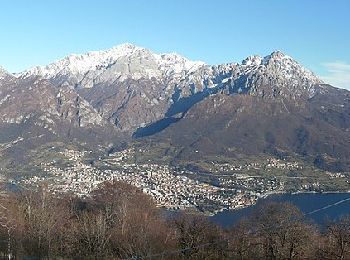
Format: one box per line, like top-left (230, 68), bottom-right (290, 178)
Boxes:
top-left (210, 192), bottom-right (350, 228)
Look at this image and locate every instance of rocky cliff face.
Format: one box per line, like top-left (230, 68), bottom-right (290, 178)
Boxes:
top-left (19, 43), bottom-right (205, 88)
top-left (19, 44), bottom-right (324, 133)
top-left (19, 44), bottom-right (206, 131)
top-left (0, 73), bottom-right (120, 157)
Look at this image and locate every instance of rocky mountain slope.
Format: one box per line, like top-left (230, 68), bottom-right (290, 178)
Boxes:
top-left (19, 45), bottom-right (323, 133)
top-left (0, 66), bottom-right (121, 170)
top-left (19, 44), bottom-right (205, 131)
top-left (150, 85), bottom-right (350, 170)
top-left (1, 44), bottom-right (349, 173)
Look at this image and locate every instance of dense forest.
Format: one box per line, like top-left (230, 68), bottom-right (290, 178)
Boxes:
top-left (0, 181), bottom-right (349, 259)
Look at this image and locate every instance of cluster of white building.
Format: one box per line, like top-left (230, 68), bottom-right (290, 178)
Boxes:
top-left (19, 148), bottom-right (289, 214)
top-left (210, 157), bottom-right (302, 173)
top-left (266, 158), bottom-right (302, 170)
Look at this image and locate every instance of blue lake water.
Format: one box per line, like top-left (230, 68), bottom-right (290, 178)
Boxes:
top-left (210, 193), bottom-right (350, 228)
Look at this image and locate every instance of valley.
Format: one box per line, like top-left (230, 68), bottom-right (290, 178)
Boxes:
top-left (4, 142), bottom-right (349, 215)
top-left (1, 44), bottom-right (350, 215)
top-left (1, 1), bottom-right (350, 258)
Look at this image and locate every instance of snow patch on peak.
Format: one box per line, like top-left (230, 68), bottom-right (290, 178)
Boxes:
top-left (157, 52), bottom-right (205, 74)
top-left (270, 50), bottom-right (289, 58)
top-left (262, 50), bottom-right (293, 64)
top-left (241, 51), bottom-right (292, 67)
top-left (242, 55), bottom-right (262, 66)
top-left (20, 44), bottom-right (146, 79)
top-left (19, 43), bottom-right (206, 86)
top-left (112, 42), bottom-right (148, 52)
top-left (0, 66), bottom-right (15, 81)
top-left (260, 50), bottom-right (323, 84)
top-left (0, 66), bottom-right (9, 75)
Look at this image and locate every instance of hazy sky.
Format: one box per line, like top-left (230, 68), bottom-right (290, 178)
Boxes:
top-left (1, 0), bottom-right (350, 89)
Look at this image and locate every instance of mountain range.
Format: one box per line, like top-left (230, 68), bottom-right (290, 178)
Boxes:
top-left (1, 43), bottom-right (350, 174)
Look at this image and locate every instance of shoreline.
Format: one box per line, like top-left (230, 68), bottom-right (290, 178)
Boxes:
top-left (158, 190), bottom-right (350, 217)
top-left (291, 190), bottom-right (350, 195)
top-left (211, 190), bottom-right (350, 216)
top-left (210, 191), bottom-right (350, 228)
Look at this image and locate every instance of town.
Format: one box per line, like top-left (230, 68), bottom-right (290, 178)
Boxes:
top-left (18, 146), bottom-right (349, 214)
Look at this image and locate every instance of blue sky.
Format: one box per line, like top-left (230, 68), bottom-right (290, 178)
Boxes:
top-left (1, 0), bottom-right (350, 89)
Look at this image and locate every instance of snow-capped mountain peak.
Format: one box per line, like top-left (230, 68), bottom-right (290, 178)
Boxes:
top-left (20, 43), bottom-right (143, 78)
top-left (17, 46), bottom-right (322, 103)
top-left (242, 55), bottom-right (263, 66)
top-left (0, 66), bottom-right (16, 81)
top-left (19, 43), bottom-right (206, 88)
top-left (0, 66), bottom-right (10, 75)
top-left (261, 50), bottom-right (322, 85)
top-left (239, 51), bottom-right (322, 86)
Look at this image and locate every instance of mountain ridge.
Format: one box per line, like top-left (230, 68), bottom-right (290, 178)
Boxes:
top-left (18, 43), bottom-right (206, 88)
top-left (15, 43), bottom-right (324, 132)
top-left (1, 44), bottom-right (349, 173)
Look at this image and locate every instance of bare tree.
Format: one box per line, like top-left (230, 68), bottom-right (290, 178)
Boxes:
top-left (7, 185), bottom-right (72, 258)
top-left (324, 215), bottom-right (350, 260)
top-left (0, 188), bottom-right (15, 259)
top-left (73, 181), bottom-right (177, 258)
top-left (3, 180), bottom-right (345, 259)
top-left (173, 212), bottom-right (227, 259)
top-left (250, 202), bottom-right (318, 259)
top-left (228, 218), bottom-right (260, 260)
